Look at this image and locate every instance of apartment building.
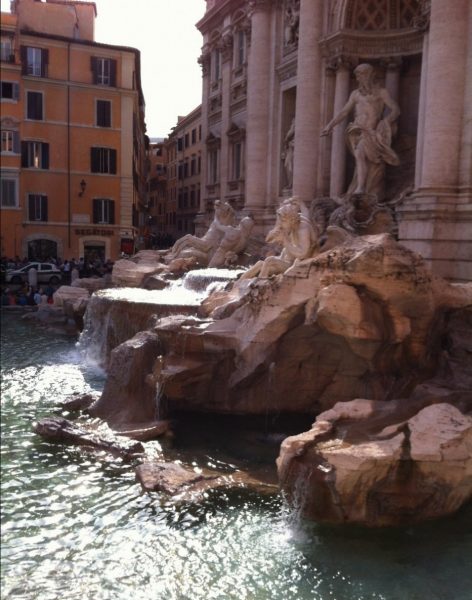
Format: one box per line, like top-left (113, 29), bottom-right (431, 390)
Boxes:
top-left (165, 106), bottom-right (202, 241)
top-left (0, 0), bottom-right (147, 263)
top-left (145, 138), bottom-right (168, 247)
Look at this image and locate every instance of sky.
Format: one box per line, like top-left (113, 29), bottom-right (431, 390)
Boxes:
top-left (1, 0), bottom-right (207, 138)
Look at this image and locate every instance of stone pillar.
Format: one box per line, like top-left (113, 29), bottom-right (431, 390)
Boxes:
top-left (292, 0), bottom-right (324, 202)
top-left (219, 33), bottom-right (233, 199)
top-left (418, 0), bottom-right (469, 191)
top-left (398, 0), bottom-right (472, 282)
top-left (384, 58), bottom-right (402, 104)
top-left (245, 0), bottom-right (271, 212)
top-left (195, 49), bottom-right (211, 234)
top-left (329, 58), bottom-right (350, 198)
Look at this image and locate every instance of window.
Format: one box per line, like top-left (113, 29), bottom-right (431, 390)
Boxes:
top-left (177, 137), bottom-right (183, 152)
top-left (91, 57), bottom-right (117, 86)
top-left (212, 49), bottom-right (221, 81)
top-left (93, 198), bottom-right (115, 224)
top-left (28, 194), bottom-right (48, 221)
top-left (191, 128), bottom-right (196, 144)
top-left (21, 141), bottom-right (49, 169)
top-left (21, 46), bottom-right (48, 77)
top-left (26, 91), bottom-right (43, 120)
top-left (185, 133), bottom-right (189, 148)
top-left (1, 37), bottom-right (14, 62)
top-left (0, 173), bottom-right (18, 207)
top-left (1, 130), bottom-right (20, 153)
top-left (1, 81), bottom-right (19, 100)
top-left (232, 142), bottom-right (243, 180)
top-left (96, 100), bottom-right (111, 127)
top-left (90, 147), bottom-right (117, 174)
top-left (235, 30), bottom-right (246, 67)
top-left (191, 157), bottom-right (196, 176)
top-left (208, 149), bottom-right (218, 184)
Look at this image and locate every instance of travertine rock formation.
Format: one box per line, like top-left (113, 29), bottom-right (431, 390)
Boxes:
top-left (277, 401), bottom-right (472, 526)
top-left (145, 233), bottom-right (471, 416)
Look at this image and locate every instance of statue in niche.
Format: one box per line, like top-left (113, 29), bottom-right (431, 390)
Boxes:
top-left (281, 117), bottom-right (295, 190)
top-left (284, 0), bottom-right (300, 47)
top-left (166, 200), bottom-right (236, 266)
top-left (321, 63), bottom-right (400, 200)
top-left (241, 197), bottom-right (318, 280)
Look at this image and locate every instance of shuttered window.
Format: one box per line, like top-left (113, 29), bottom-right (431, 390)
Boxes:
top-left (21, 46), bottom-right (48, 77)
top-left (28, 194), bottom-right (48, 221)
top-left (21, 141), bottom-right (49, 169)
top-left (1, 81), bottom-right (19, 100)
top-left (1, 130), bottom-right (20, 153)
top-left (96, 100), bottom-right (111, 127)
top-left (92, 199), bottom-right (115, 224)
top-left (90, 147), bottom-right (117, 174)
top-left (91, 57), bottom-right (117, 86)
top-left (26, 91), bottom-right (43, 120)
top-left (0, 176), bottom-right (18, 207)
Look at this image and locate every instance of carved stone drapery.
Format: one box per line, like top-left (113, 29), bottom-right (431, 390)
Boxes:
top-left (219, 32), bottom-right (234, 62)
top-left (198, 51), bottom-right (211, 76)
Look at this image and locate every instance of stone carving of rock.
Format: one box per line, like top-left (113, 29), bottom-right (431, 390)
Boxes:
top-left (277, 401), bottom-right (472, 526)
top-left (53, 285), bottom-right (89, 308)
top-left (71, 277), bottom-right (107, 293)
top-left (135, 460), bottom-right (278, 499)
top-left (88, 331), bottom-right (162, 426)
top-left (150, 234), bottom-right (471, 416)
top-left (34, 417), bottom-right (144, 460)
top-left (112, 258), bottom-right (168, 288)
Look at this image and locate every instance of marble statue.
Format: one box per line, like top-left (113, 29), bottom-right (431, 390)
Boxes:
top-left (321, 63), bottom-right (400, 199)
top-left (166, 200), bottom-right (236, 266)
top-left (284, 0), bottom-right (300, 46)
top-left (282, 117), bottom-right (295, 189)
top-left (241, 196), bottom-right (318, 279)
top-left (208, 216), bottom-right (255, 268)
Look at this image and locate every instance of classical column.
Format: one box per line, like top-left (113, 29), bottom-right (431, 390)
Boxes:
top-left (219, 33), bottom-right (233, 198)
top-left (384, 58), bottom-right (402, 104)
top-left (193, 48), bottom-right (211, 235)
top-left (245, 0), bottom-right (271, 212)
top-left (329, 58), bottom-right (351, 198)
top-left (418, 0), bottom-right (469, 192)
top-left (291, 0), bottom-right (323, 203)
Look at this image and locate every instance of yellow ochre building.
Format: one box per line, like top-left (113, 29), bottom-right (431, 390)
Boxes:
top-left (0, 0), bottom-right (147, 263)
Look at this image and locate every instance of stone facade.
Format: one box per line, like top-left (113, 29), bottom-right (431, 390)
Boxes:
top-left (196, 0), bottom-right (472, 281)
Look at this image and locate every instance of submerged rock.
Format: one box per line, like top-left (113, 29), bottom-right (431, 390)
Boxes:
top-left (277, 401), bottom-right (472, 526)
top-left (136, 460), bottom-right (278, 499)
top-left (34, 417), bottom-right (144, 460)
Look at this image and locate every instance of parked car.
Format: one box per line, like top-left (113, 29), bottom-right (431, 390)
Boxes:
top-left (5, 262), bottom-right (62, 285)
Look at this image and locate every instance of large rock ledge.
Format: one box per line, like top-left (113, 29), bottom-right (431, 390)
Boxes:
top-left (277, 401), bottom-right (472, 526)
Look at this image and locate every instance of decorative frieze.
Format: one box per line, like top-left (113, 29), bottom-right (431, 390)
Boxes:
top-left (320, 29), bottom-right (424, 61)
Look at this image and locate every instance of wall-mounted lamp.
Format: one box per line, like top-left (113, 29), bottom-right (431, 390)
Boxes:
top-left (78, 179), bottom-right (86, 197)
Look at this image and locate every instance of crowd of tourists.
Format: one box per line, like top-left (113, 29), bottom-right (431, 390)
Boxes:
top-left (1, 255), bottom-right (115, 307)
top-left (1, 255), bottom-right (114, 281)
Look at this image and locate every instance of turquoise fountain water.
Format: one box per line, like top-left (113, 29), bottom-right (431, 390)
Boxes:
top-left (1, 311), bottom-right (471, 600)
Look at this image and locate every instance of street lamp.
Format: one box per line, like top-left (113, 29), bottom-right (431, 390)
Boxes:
top-left (78, 179), bottom-right (87, 197)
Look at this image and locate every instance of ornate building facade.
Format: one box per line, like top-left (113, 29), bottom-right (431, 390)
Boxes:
top-left (196, 0), bottom-right (471, 281)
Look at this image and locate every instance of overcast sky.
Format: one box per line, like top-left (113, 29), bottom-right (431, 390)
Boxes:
top-left (2, 0), bottom-right (207, 138)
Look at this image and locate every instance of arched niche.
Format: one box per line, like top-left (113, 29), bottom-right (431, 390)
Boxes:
top-left (321, 0), bottom-right (425, 198)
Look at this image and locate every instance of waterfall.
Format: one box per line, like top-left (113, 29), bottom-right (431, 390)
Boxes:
top-left (78, 268), bottom-right (243, 369)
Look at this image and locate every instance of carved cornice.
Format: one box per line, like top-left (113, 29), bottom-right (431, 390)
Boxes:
top-left (247, 0), bottom-right (271, 17)
top-left (413, 0), bottom-right (431, 32)
top-left (320, 29), bottom-right (424, 61)
top-left (276, 56), bottom-right (297, 83)
top-left (326, 55), bottom-right (355, 73)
